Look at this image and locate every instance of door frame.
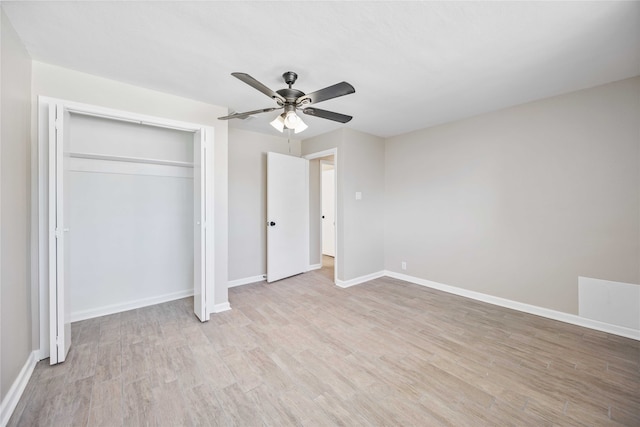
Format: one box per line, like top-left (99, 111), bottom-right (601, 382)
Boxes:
top-left (303, 148), bottom-right (338, 285)
top-left (37, 96), bottom-right (215, 361)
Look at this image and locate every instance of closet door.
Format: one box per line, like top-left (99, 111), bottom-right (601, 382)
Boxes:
top-left (49, 104), bottom-right (72, 364)
top-left (193, 129), bottom-right (209, 321)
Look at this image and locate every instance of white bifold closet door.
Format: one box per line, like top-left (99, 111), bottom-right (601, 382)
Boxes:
top-left (49, 104), bottom-right (72, 364)
top-left (193, 129), bottom-right (208, 322)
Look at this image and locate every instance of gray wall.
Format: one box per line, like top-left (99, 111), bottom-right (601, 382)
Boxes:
top-left (385, 76), bottom-right (640, 314)
top-left (228, 128), bottom-right (301, 281)
top-left (1, 7), bottom-right (32, 401)
top-left (303, 128), bottom-right (385, 282)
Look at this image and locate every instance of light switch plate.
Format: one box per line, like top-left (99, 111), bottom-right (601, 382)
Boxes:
top-left (355, 191), bottom-right (362, 200)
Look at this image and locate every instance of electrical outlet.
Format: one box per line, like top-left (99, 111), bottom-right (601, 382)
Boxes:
top-left (401, 261), bottom-right (407, 270)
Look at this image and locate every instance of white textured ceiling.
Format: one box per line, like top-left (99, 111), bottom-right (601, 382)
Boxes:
top-left (3, 1), bottom-right (639, 138)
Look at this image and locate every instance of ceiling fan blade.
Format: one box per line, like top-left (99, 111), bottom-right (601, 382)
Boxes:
top-left (297, 81), bottom-right (355, 106)
top-left (218, 107), bottom-right (280, 120)
top-left (302, 107), bottom-right (353, 123)
top-left (231, 72), bottom-right (286, 103)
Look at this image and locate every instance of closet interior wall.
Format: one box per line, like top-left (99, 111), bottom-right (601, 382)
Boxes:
top-left (68, 113), bottom-right (195, 321)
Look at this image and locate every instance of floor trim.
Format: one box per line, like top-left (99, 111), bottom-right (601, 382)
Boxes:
top-left (385, 271), bottom-right (640, 341)
top-left (70, 289), bottom-right (194, 322)
top-left (336, 270), bottom-right (385, 288)
top-left (228, 275), bottom-right (266, 288)
top-left (1, 351), bottom-right (38, 426)
top-left (212, 302), bottom-right (232, 313)
top-left (308, 263), bottom-right (322, 271)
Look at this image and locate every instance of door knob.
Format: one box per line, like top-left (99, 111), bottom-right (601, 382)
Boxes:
top-left (322, 216), bottom-right (325, 219)
top-left (269, 221), bottom-right (276, 227)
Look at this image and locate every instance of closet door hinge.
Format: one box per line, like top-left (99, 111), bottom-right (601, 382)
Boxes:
top-left (55, 228), bottom-right (69, 238)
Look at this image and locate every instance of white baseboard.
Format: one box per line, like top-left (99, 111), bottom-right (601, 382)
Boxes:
top-left (211, 302), bottom-right (231, 313)
top-left (35, 347), bottom-right (47, 362)
top-left (228, 275), bottom-right (266, 288)
top-left (336, 270), bottom-right (385, 288)
top-left (229, 267), bottom-right (324, 287)
top-left (1, 351), bottom-right (38, 426)
top-left (69, 289), bottom-right (193, 322)
top-left (579, 276), bottom-right (640, 330)
top-left (385, 271), bottom-right (640, 341)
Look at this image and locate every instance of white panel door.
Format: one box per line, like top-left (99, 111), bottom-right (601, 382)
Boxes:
top-left (321, 167), bottom-right (335, 257)
top-left (267, 152), bottom-right (309, 283)
top-left (193, 129), bottom-right (209, 321)
top-left (49, 104), bottom-right (72, 364)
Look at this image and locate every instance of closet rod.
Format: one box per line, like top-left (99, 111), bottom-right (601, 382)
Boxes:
top-left (69, 152), bottom-right (194, 168)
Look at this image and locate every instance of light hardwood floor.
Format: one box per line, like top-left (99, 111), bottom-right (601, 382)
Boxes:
top-left (8, 266), bottom-right (640, 426)
top-left (318, 255), bottom-right (334, 281)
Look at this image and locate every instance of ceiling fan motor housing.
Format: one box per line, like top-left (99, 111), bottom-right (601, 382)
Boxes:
top-left (275, 71), bottom-right (305, 106)
top-left (275, 88), bottom-right (305, 104)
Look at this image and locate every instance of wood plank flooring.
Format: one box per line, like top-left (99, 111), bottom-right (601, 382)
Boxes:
top-left (8, 266), bottom-right (640, 426)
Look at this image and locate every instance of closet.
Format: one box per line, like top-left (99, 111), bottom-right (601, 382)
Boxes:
top-left (43, 98), bottom-right (214, 364)
top-left (68, 113), bottom-right (195, 320)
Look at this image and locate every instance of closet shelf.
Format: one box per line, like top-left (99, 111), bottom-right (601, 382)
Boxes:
top-left (69, 152), bottom-right (194, 168)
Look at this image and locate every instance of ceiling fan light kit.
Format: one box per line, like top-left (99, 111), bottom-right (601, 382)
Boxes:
top-left (270, 115), bottom-right (285, 132)
top-left (283, 110), bottom-right (299, 128)
top-left (218, 71), bottom-right (355, 134)
top-left (268, 104), bottom-right (308, 133)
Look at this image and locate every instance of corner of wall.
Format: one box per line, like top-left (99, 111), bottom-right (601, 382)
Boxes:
top-left (1, 4), bottom-right (35, 413)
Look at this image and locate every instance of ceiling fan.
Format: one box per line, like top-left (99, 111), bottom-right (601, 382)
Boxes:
top-left (218, 71), bottom-right (355, 133)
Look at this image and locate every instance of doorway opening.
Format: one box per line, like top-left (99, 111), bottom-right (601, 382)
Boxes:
top-left (320, 160), bottom-right (335, 281)
top-left (68, 113), bottom-right (196, 323)
top-left (303, 148), bottom-right (338, 285)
